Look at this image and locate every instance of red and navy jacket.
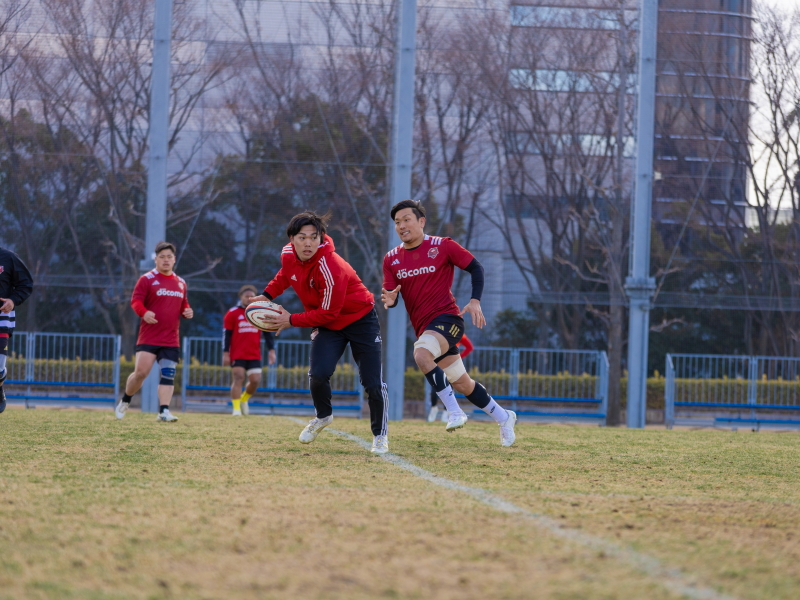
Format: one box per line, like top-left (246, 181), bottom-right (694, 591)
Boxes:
top-left (263, 235), bottom-right (374, 330)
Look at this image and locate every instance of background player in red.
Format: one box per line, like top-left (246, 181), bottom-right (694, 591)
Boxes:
top-left (115, 242), bottom-right (193, 422)
top-left (248, 211), bottom-right (390, 454)
top-left (428, 334), bottom-right (473, 422)
top-left (381, 200), bottom-right (517, 446)
top-left (222, 284), bottom-right (276, 416)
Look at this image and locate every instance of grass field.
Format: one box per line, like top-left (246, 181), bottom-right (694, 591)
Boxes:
top-left (1, 409), bottom-right (799, 600)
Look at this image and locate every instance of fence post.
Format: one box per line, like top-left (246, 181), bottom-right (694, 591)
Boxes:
top-left (113, 336), bottom-right (122, 406)
top-left (25, 332), bottom-right (35, 409)
top-left (509, 349), bottom-right (520, 412)
top-left (665, 354), bottom-right (674, 429)
top-left (598, 351), bottom-right (609, 425)
top-left (181, 337), bottom-right (190, 412)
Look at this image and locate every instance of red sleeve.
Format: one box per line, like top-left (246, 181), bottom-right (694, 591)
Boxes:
top-left (130, 276), bottom-right (148, 317)
top-left (458, 334), bottom-right (474, 359)
top-left (264, 267), bottom-right (291, 300)
top-left (290, 256), bottom-right (348, 328)
top-left (382, 254), bottom-right (398, 291)
top-left (223, 310), bottom-right (235, 331)
top-left (445, 238), bottom-right (475, 270)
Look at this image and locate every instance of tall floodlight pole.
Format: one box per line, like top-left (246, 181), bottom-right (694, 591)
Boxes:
top-left (140, 0), bottom-right (174, 413)
top-left (625, 0), bottom-right (658, 429)
top-left (385, 0), bottom-right (418, 421)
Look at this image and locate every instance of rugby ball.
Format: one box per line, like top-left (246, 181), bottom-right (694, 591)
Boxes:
top-left (245, 300), bottom-right (283, 332)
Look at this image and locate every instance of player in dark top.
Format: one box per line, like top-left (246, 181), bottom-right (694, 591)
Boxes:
top-left (115, 242), bottom-right (193, 422)
top-left (222, 284), bottom-right (276, 416)
top-left (0, 247), bottom-right (34, 414)
top-left (382, 200), bottom-right (517, 446)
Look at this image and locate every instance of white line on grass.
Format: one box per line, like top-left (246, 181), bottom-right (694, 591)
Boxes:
top-left (287, 417), bottom-right (735, 600)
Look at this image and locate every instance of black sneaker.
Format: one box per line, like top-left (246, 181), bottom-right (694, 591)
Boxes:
top-left (0, 386), bottom-right (6, 414)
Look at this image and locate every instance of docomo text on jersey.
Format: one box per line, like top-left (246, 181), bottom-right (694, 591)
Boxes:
top-left (156, 289), bottom-right (184, 298)
top-left (395, 266), bottom-right (437, 279)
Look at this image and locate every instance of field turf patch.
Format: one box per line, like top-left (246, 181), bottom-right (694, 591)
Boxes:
top-left (1, 409), bottom-right (798, 599)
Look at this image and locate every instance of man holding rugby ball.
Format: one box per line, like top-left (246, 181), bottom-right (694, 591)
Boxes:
top-left (247, 211), bottom-right (390, 454)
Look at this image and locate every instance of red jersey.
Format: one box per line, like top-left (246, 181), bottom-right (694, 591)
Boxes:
top-left (131, 269), bottom-right (190, 347)
top-left (382, 235), bottom-right (474, 336)
top-left (223, 305), bottom-right (262, 360)
top-left (264, 235), bottom-right (375, 330)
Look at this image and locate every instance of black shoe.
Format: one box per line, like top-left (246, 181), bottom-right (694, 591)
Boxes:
top-left (0, 386), bottom-right (6, 414)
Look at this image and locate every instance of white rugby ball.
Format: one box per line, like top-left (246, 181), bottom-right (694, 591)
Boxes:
top-left (245, 300), bottom-right (283, 332)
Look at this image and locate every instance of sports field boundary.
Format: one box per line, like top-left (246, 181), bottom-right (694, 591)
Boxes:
top-left (286, 417), bottom-right (736, 600)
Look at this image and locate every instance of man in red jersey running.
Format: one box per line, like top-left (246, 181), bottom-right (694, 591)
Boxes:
top-left (381, 200), bottom-right (516, 446)
top-left (222, 284), bottom-right (276, 416)
top-left (115, 242), bottom-right (193, 422)
top-left (247, 211), bottom-right (390, 454)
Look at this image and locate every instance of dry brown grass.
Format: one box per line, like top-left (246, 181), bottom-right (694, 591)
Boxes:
top-left (0, 409), bottom-right (798, 599)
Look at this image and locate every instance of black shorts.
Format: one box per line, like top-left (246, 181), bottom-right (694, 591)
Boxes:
top-left (423, 314), bottom-right (465, 363)
top-left (135, 345), bottom-right (180, 363)
top-left (231, 359), bottom-right (262, 372)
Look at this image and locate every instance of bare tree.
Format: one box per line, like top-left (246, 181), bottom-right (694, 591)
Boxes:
top-left (21, 0), bottom-right (230, 354)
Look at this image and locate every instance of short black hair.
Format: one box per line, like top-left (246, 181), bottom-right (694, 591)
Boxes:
top-left (154, 241), bottom-right (177, 255)
top-left (391, 199), bottom-right (426, 221)
top-left (286, 211), bottom-right (328, 238)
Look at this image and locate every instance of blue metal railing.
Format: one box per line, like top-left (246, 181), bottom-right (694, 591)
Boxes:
top-left (5, 332), bottom-right (121, 407)
top-left (181, 337), bottom-right (363, 415)
top-left (666, 353), bottom-right (800, 429)
top-left (425, 346), bottom-right (609, 423)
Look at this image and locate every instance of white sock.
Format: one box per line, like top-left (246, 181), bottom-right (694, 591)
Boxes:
top-left (483, 398), bottom-right (509, 424)
top-left (437, 385), bottom-right (464, 415)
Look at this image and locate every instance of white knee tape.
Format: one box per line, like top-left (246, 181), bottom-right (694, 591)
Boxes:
top-left (414, 334), bottom-right (443, 359)
top-left (443, 357), bottom-right (467, 382)
top-left (246, 368), bottom-right (262, 376)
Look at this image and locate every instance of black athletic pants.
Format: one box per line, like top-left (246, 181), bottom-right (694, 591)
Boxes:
top-left (309, 309), bottom-right (388, 436)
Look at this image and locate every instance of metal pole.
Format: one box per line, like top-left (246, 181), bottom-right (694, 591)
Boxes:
top-left (385, 0), bottom-right (418, 421)
top-left (625, 0), bottom-right (658, 429)
top-left (140, 0), bottom-right (174, 413)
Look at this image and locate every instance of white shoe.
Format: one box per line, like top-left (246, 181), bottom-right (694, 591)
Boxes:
top-left (241, 402), bottom-right (249, 416)
top-left (427, 406), bottom-right (439, 422)
top-left (500, 410), bottom-right (517, 447)
top-left (299, 415), bottom-right (333, 444)
top-left (157, 409), bottom-right (179, 422)
top-left (232, 409), bottom-right (242, 416)
top-left (440, 410), bottom-right (449, 423)
top-left (115, 400), bottom-right (129, 420)
top-left (371, 434), bottom-right (389, 454)
top-left (445, 411), bottom-right (468, 432)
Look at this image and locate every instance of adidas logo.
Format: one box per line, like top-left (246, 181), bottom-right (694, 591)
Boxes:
top-left (291, 275), bottom-right (297, 281)
top-left (152, 280), bottom-right (160, 285)
top-left (375, 335), bottom-right (382, 343)
top-left (436, 325), bottom-right (444, 331)
top-left (391, 259), bottom-right (400, 265)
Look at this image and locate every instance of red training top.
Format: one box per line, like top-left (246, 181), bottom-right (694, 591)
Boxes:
top-left (458, 334), bottom-right (474, 359)
top-left (131, 269), bottom-right (190, 347)
top-left (264, 235), bottom-right (375, 330)
top-left (383, 235), bottom-right (474, 337)
top-left (223, 305), bottom-right (262, 360)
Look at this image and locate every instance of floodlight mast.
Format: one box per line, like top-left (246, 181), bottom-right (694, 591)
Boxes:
top-left (625, 0), bottom-right (658, 429)
top-left (140, 0), bottom-right (174, 413)
top-left (385, 0), bottom-right (418, 421)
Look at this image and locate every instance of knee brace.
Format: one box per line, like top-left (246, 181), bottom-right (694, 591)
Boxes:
top-left (442, 357), bottom-right (467, 383)
top-left (158, 359), bottom-right (177, 386)
top-left (414, 334), bottom-right (443, 359)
